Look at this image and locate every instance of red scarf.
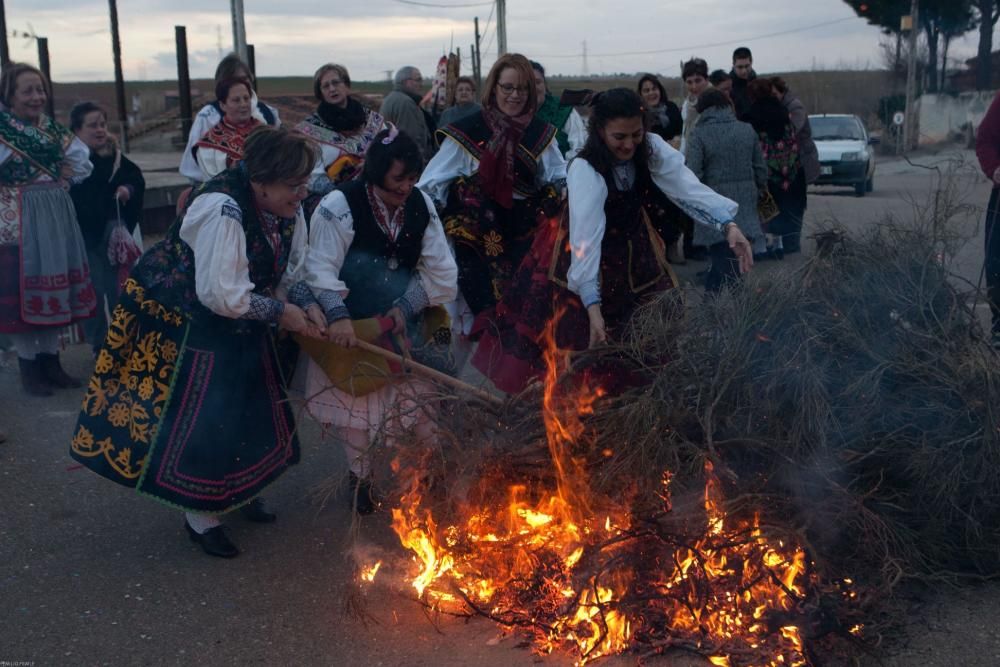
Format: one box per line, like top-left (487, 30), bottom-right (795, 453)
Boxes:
top-left (478, 106), bottom-right (533, 209)
top-left (195, 117), bottom-right (262, 166)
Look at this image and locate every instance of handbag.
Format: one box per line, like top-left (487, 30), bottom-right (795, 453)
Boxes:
top-left (757, 189), bottom-right (780, 225)
top-left (107, 197), bottom-right (143, 292)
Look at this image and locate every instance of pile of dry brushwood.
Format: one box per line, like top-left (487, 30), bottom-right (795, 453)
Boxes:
top-left (374, 219), bottom-right (1000, 660)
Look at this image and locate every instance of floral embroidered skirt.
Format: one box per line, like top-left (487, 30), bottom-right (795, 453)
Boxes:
top-left (0, 183), bottom-right (95, 332)
top-left (71, 278), bottom-right (299, 513)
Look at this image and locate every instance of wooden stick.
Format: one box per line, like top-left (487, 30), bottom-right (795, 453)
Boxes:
top-left (354, 339), bottom-right (505, 407)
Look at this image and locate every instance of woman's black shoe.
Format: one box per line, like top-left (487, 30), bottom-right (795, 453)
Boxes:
top-left (348, 472), bottom-right (378, 515)
top-left (239, 498), bottom-right (277, 523)
top-left (773, 247), bottom-right (785, 260)
top-left (185, 522), bottom-right (239, 558)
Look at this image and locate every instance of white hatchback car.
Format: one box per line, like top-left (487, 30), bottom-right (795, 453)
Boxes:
top-left (809, 114), bottom-right (878, 197)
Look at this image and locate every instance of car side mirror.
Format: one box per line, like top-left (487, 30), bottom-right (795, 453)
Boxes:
top-left (868, 136), bottom-right (880, 146)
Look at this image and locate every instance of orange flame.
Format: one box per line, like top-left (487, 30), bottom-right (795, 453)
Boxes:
top-left (382, 311), bottom-right (845, 665)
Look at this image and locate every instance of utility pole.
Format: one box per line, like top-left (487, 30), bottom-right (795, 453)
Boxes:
top-left (582, 40), bottom-right (588, 76)
top-left (175, 26), bottom-right (193, 140)
top-left (473, 16), bottom-right (482, 88)
top-left (37, 37), bottom-right (54, 119)
top-left (903, 0), bottom-right (920, 152)
top-left (108, 0), bottom-right (129, 152)
top-left (496, 0), bottom-right (507, 56)
top-left (0, 0), bottom-right (10, 67)
top-left (230, 0), bottom-right (247, 62)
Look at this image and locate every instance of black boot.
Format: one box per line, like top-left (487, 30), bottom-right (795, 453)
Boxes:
top-left (37, 352), bottom-right (82, 389)
top-left (348, 472), bottom-right (378, 515)
top-left (18, 357), bottom-right (53, 397)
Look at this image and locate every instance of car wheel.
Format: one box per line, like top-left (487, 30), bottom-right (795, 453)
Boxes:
top-left (865, 173), bottom-right (874, 193)
top-left (854, 180), bottom-right (866, 197)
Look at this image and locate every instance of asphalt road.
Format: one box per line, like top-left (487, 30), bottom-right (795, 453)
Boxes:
top-left (1, 147), bottom-right (998, 667)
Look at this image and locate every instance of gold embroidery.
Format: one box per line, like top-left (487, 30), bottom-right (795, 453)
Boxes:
top-left (483, 230), bottom-right (504, 257)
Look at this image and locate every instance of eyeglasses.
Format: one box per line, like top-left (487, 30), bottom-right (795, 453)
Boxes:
top-left (496, 83), bottom-right (529, 96)
top-left (408, 77), bottom-right (423, 83)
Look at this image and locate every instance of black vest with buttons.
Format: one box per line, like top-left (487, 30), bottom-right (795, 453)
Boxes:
top-left (338, 179), bottom-right (431, 319)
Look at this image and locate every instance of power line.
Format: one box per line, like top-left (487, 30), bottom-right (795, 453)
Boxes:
top-left (389, 0), bottom-right (492, 7)
top-left (481, 1), bottom-right (495, 45)
top-left (532, 16), bottom-right (856, 59)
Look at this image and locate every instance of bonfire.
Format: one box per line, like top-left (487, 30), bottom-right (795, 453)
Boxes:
top-left (344, 195), bottom-right (998, 665)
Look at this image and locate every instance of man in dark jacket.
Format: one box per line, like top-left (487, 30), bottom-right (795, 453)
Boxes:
top-left (380, 66), bottom-right (436, 162)
top-left (975, 91), bottom-right (1000, 346)
top-left (730, 46), bottom-right (757, 121)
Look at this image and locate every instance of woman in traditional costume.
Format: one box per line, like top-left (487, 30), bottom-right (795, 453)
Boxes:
top-left (179, 53), bottom-right (280, 184)
top-left (0, 63), bottom-right (95, 397)
top-left (474, 88), bottom-right (752, 393)
top-left (531, 61), bottom-right (586, 159)
top-left (744, 78), bottom-right (803, 260)
top-left (69, 101), bottom-right (146, 353)
top-left (417, 53), bottom-right (566, 350)
top-left (193, 77), bottom-right (263, 181)
top-left (296, 63), bottom-right (388, 219)
top-left (304, 128), bottom-right (457, 514)
top-left (71, 127), bottom-right (325, 558)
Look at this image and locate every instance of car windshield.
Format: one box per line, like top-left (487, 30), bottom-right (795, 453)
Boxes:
top-left (810, 117), bottom-right (864, 141)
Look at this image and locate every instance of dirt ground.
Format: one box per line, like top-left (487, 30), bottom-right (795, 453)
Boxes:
top-left (2, 147), bottom-right (999, 666)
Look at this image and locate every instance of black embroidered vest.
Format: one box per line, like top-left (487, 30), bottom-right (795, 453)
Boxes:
top-left (436, 111), bottom-right (557, 198)
top-left (338, 179), bottom-right (431, 319)
top-left (135, 167), bottom-right (296, 317)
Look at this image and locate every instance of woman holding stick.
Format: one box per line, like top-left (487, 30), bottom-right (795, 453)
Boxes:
top-left (475, 88), bottom-right (752, 393)
top-left (304, 128), bottom-right (457, 514)
top-left (71, 127), bottom-right (324, 558)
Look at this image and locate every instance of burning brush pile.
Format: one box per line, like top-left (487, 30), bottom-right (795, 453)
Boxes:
top-left (353, 222), bottom-right (1000, 665)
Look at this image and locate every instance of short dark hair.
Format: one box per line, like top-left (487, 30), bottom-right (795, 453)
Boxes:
top-left (215, 53), bottom-right (254, 87)
top-left (0, 62), bottom-right (48, 109)
top-left (637, 73), bottom-right (668, 106)
top-left (709, 69), bottom-right (731, 86)
top-left (70, 101), bottom-right (106, 131)
top-left (216, 77), bottom-right (252, 104)
top-left (695, 89), bottom-right (733, 114)
top-left (529, 60), bottom-right (545, 79)
top-left (770, 76), bottom-right (789, 95)
top-left (733, 47), bottom-right (753, 62)
top-left (363, 128), bottom-right (422, 187)
top-left (455, 76), bottom-right (476, 90)
top-left (243, 126), bottom-right (319, 184)
top-left (682, 58), bottom-right (708, 81)
top-left (747, 78), bottom-right (775, 104)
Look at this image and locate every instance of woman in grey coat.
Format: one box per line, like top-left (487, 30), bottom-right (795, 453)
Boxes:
top-left (685, 89), bottom-right (767, 291)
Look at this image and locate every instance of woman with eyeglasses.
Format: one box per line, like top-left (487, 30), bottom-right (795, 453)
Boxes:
top-left (72, 127), bottom-right (327, 559)
top-left (471, 88), bottom-right (752, 393)
top-left (417, 53), bottom-right (567, 375)
top-left (295, 63), bottom-right (388, 219)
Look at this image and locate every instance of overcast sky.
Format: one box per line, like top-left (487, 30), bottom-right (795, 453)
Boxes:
top-left (4, 0), bottom-right (992, 83)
